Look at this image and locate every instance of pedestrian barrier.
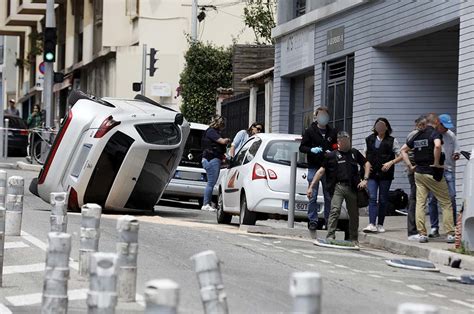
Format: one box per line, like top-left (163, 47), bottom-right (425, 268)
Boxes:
top-left (5, 176), bottom-right (24, 236)
top-left (191, 250), bottom-right (229, 314)
top-left (144, 279), bottom-right (180, 314)
top-left (290, 272), bottom-right (322, 314)
top-left (79, 203), bottom-right (102, 277)
top-left (41, 232), bottom-right (72, 314)
top-left (116, 215), bottom-right (139, 302)
top-left (87, 252), bottom-right (119, 314)
top-left (50, 192), bottom-right (68, 233)
top-left (397, 303), bottom-right (439, 314)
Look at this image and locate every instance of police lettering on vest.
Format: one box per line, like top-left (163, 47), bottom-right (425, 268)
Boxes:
top-left (406, 126), bottom-right (444, 175)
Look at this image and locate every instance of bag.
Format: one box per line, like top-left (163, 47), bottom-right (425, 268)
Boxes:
top-left (357, 188), bottom-right (369, 208)
top-left (388, 189), bottom-right (409, 209)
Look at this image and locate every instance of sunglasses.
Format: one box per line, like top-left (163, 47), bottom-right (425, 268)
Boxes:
top-left (255, 127), bottom-right (263, 132)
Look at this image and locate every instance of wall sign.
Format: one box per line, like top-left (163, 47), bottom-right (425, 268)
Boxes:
top-left (280, 26), bottom-right (315, 76)
top-left (327, 26), bottom-right (345, 55)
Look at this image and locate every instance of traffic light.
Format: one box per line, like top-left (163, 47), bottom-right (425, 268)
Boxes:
top-left (149, 48), bottom-right (158, 77)
top-left (43, 27), bottom-right (57, 62)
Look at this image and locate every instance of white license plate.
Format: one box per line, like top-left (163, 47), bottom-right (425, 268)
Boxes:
top-left (283, 201), bottom-right (308, 211)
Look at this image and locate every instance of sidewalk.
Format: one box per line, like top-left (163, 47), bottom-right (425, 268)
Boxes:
top-left (0, 157), bottom-right (42, 172)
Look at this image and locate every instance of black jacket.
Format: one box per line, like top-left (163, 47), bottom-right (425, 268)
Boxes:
top-left (365, 134), bottom-right (395, 181)
top-left (299, 123), bottom-right (338, 169)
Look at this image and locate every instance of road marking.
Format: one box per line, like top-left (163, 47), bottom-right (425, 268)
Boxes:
top-left (352, 269), bottom-right (363, 273)
top-left (273, 246), bottom-right (287, 250)
top-left (7, 289), bottom-right (88, 307)
top-left (273, 241), bottom-right (281, 244)
top-left (3, 263), bottom-right (44, 275)
top-left (306, 263), bottom-right (316, 267)
top-left (288, 250), bottom-right (300, 254)
top-left (0, 303), bottom-right (12, 314)
top-left (20, 231), bottom-right (47, 251)
top-left (407, 285), bottom-right (425, 292)
top-left (369, 274), bottom-right (382, 279)
top-left (248, 238), bottom-right (261, 242)
top-left (4, 242), bottom-right (29, 249)
top-left (335, 264), bottom-right (348, 269)
top-left (296, 249), bottom-right (372, 259)
top-left (429, 293), bottom-right (447, 298)
top-left (390, 279), bottom-right (404, 284)
top-left (318, 259), bottom-right (331, 264)
top-left (303, 254), bottom-right (316, 259)
top-left (262, 242), bottom-right (272, 246)
top-left (451, 300), bottom-right (474, 309)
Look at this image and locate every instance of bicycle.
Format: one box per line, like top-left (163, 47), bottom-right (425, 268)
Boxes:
top-left (27, 127), bottom-right (56, 165)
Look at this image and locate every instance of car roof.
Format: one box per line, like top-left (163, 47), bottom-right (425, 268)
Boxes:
top-left (189, 122), bottom-right (208, 130)
top-left (252, 133), bottom-right (302, 141)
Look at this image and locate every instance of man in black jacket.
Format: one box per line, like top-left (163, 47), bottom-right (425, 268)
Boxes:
top-left (299, 107), bottom-right (338, 230)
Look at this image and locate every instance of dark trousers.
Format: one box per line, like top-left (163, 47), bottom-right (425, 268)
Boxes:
top-left (407, 172), bottom-right (418, 236)
top-left (326, 183), bottom-right (359, 241)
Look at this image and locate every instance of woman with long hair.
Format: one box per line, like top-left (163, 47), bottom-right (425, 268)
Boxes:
top-left (229, 122), bottom-right (264, 157)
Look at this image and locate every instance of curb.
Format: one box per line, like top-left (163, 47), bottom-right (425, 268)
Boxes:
top-left (0, 162), bottom-right (16, 169)
top-left (16, 161), bottom-right (42, 172)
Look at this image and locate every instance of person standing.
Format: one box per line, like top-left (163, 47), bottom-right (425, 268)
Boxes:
top-left (427, 113), bottom-right (460, 238)
top-left (5, 99), bottom-right (20, 116)
top-left (27, 104), bottom-right (43, 129)
top-left (363, 118), bottom-right (403, 233)
top-left (400, 113), bottom-right (455, 243)
top-left (201, 115), bottom-right (231, 212)
top-left (229, 122), bottom-right (264, 157)
top-left (307, 131), bottom-right (370, 244)
top-left (299, 107), bottom-right (338, 231)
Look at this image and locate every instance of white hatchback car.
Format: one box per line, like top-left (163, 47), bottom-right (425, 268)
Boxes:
top-left (216, 133), bottom-right (349, 228)
top-left (30, 90), bottom-right (190, 211)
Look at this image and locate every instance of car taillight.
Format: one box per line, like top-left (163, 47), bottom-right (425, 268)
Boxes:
top-left (68, 187), bottom-right (79, 211)
top-left (94, 116), bottom-right (121, 138)
top-left (38, 110), bottom-right (73, 185)
top-left (252, 163), bottom-right (267, 180)
top-left (20, 130), bottom-right (29, 136)
top-left (267, 169), bottom-right (278, 180)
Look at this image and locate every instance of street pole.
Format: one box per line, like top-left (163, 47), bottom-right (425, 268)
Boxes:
top-left (191, 0), bottom-right (198, 41)
top-left (87, 252), bottom-right (119, 314)
top-left (44, 0), bottom-right (56, 128)
top-left (290, 272), bottom-right (322, 314)
top-left (5, 176), bottom-right (24, 236)
top-left (79, 204), bottom-right (102, 277)
top-left (116, 215), bottom-right (139, 302)
top-left (141, 44), bottom-right (147, 96)
top-left (50, 192), bottom-right (67, 233)
top-left (144, 279), bottom-right (180, 314)
top-left (288, 152), bottom-right (297, 228)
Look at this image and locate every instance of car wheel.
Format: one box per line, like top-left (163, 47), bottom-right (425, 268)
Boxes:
top-left (240, 192), bottom-right (257, 226)
top-left (216, 191), bottom-right (232, 224)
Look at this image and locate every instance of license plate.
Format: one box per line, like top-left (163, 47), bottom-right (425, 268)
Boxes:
top-left (283, 200), bottom-right (308, 211)
top-left (174, 171), bottom-right (204, 181)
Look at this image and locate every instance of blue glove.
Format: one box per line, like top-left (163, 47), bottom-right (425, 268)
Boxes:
top-left (311, 147), bottom-right (323, 154)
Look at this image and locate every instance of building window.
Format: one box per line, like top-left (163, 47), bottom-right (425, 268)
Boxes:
top-left (295, 0), bottom-right (306, 17)
top-left (323, 55), bottom-right (354, 135)
top-left (289, 74), bottom-right (314, 135)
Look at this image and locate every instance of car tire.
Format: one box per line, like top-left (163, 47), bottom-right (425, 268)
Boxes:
top-left (239, 192), bottom-right (257, 226)
top-left (216, 191), bottom-right (232, 224)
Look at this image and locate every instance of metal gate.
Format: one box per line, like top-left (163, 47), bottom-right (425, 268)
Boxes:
top-left (221, 92), bottom-right (250, 139)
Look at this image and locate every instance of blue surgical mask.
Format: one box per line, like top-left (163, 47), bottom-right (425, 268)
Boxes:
top-left (317, 115), bottom-right (329, 126)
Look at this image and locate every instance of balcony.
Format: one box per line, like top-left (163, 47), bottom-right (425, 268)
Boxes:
top-left (4, 0), bottom-right (42, 27)
top-left (17, 0), bottom-right (48, 15)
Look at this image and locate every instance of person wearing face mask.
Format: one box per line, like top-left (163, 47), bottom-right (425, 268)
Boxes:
top-left (363, 118), bottom-right (403, 234)
top-left (307, 131), bottom-right (371, 245)
top-left (299, 107), bottom-right (338, 231)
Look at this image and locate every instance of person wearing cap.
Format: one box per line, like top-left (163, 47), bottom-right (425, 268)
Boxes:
top-left (307, 131), bottom-right (370, 244)
top-left (427, 113), bottom-right (460, 238)
top-left (5, 99), bottom-right (20, 116)
top-left (400, 113), bottom-right (456, 244)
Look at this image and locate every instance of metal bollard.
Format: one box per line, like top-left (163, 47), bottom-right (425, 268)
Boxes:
top-left (4, 119), bottom-right (8, 159)
top-left (79, 204), bottom-right (102, 277)
top-left (117, 215), bottom-right (139, 302)
top-left (0, 207), bottom-right (5, 287)
top-left (50, 192), bottom-right (68, 233)
top-left (191, 250), bottom-right (228, 314)
top-left (290, 272), bottom-right (322, 314)
top-left (288, 151), bottom-right (297, 228)
top-left (0, 170), bottom-right (7, 207)
top-left (144, 279), bottom-right (179, 314)
top-left (5, 176), bottom-right (24, 236)
top-left (87, 252), bottom-right (119, 314)
top-left (397, 303), bottom-right (439, 314)
top-left (41, 232), bottom-right (72, 314)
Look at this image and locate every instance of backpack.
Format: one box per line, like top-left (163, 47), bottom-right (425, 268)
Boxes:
top-left (386, 189), bottom-right (409, 215)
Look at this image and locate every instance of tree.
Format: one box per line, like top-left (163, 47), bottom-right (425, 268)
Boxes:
top-left (179, 41), bottom-right (233, 124)
top-left (243, 0), bottom-right (276, 45)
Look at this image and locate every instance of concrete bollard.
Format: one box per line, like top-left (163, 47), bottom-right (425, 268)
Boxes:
top-left (50, 192), bottom-right (68, 233)
top-left (191, 250), bottom-right (228, 314)
top-left (116, 215), bottom-right (139, 302)
top-left (41, 232), bottom-right (72, 314)
top-left (144, 279), bottom-right (180, 314)
top-left (79, 204), bottom-right (102, 277)
top-left (290, 272), bottom-right (322, 314)
top-left (0, 170), bottom-right (7, 207)
top-left (87, 252), bottom-right (119, 314)
top-left (397, 303), bottom-right (439, 314)
top-left (0, 206), bottom-right (5, 287)
top-left (5, 176), bottom-right (24, 236)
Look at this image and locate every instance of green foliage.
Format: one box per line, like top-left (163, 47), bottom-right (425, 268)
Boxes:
top-left (179, 41), bottom-right (232, 124)
top-left (244, 0), bottom-right (276, 45)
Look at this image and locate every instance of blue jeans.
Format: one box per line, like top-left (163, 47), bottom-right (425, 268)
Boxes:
top-left (428, 170), bottom-right (456, 230)
top-left (202, 158), bottom-right (221, 206)
top-left (368, 179), bottom-right (392, 226)
top-left (307, 168), bottom-right (331, 224)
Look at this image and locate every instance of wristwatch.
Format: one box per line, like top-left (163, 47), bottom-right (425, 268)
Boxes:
top-left (363, 177), bottom-right (369, 181)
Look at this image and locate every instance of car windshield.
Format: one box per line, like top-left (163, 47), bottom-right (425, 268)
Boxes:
top-left (263, 140), bottom-right (308, 168)
top-left (179, 128), bottom-right (205, 168)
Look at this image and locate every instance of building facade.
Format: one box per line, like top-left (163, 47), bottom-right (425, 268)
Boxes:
top-left (272, 0), bottom-right (474, 200)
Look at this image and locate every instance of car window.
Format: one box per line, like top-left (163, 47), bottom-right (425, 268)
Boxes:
top-left (234, 139), bottom-right (255, 166)
top-left (179, 128), bottom-right (205, 168)
top-left (263, 140), bottom-right (308, 168)
top-left (243, 139), bottom-right (262, 165)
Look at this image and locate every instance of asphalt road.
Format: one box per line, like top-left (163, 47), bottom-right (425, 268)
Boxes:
top-left (0, 168), bottom-right (473, 313)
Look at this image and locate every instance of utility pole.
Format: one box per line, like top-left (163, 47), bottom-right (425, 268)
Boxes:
top-left (44, 0), bottom-right (56, 128)
top-left (191, 0), bottom-right (198, 41)
top-left (141, 44), bottom-right (147, 95)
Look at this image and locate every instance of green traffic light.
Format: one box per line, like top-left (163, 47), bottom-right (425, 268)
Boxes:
top-left (45, 52), bottom-right (55, 61)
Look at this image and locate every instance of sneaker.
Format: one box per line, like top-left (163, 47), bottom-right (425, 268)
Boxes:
top-left (418, 235), bottom-right (429, 243)
top-left (376, 225), bottom-right (386, 233)
top-left (201, 204), bottom-right (216, 212)
top-left (363, 224), bottom-right (378, 233)
top-left (308, 221), bottom-right (318, 231)
top-left (428, 228), bottom-right (440, 238)
top-left (446, 234), bottom-right (455, 244)
top-left (408, 234), bottom-right (421, 241)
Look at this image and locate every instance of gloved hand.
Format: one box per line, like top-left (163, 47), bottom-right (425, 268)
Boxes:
top-left (311, 147), bottom-right (323, 154)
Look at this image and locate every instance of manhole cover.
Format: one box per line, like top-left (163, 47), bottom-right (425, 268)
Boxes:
top-left (313, 238), bottom-right (360, 250)
top-left (386, 259), bottom-right (440, 272)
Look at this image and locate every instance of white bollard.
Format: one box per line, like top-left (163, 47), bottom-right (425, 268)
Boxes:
top-left (41, 232), bottom-right (72, 314)
top-left (79, 204), bottom-right (102, 277)
top-left (50, 192), bottom-right (68, 233)
top-left (0, 170), bottom-right (7, 207)
top-left (117, 215), bottom-right (139, 302)
top-left (87, 252), bottom-right (119, 314)
top-left (397, 303), bottom-right (439, 314)
top-left (0, 206), bottom-right (5, 287)
top-left (290, 272), bottom-right (322, 314)
top-left (191, 250), bottom-right (229, 314)
top-left (5, 176), bottom-right (24, 236)
top-left (144, 279), bottom-right (180, 314)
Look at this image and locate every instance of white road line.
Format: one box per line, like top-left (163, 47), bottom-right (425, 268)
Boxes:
top-left (335, 264), bottom-right (348, 269)
top-left (262, 242), bottom-right (272, 246)
top-left (390, 279), bottom-right (404, 284)
top-left (0, 303), bottom-right (12, 314)
top-left (318, 259), bottom-right (331, 264)
top-left (20, 231), bottom-right (47, 251)
top-left (352, 269), bottom-right (363, 273)
top-left (407, 285), bottom-right (425, 292)
top-left (369, 274), bottom-right (382, 279)
top-left (4, 242), bottom-right (29, 249)
top-left (451, 300), bottom-right (474, 309)
top-left (248, 238), bottom-right (261, 242)
top-left (273, 241), bottom-right (281, 244)
top-left (273, 246), bottom-right (287, 250)
top-left (429, 293), bottom-right (447, 298)
top-left (3, 263), bottom-right (44, 275)
top-left (7, 289), bottom-right (88, 307)
top-left (303, 254), bottom-right (316, 259)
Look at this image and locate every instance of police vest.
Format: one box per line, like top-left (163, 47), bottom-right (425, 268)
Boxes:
top-left (365, 134), bottom-right (395, 181)
top-left (325, 149), bottom-right (361, 196)
top-left (411, 127), bottom-right (436, 168)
